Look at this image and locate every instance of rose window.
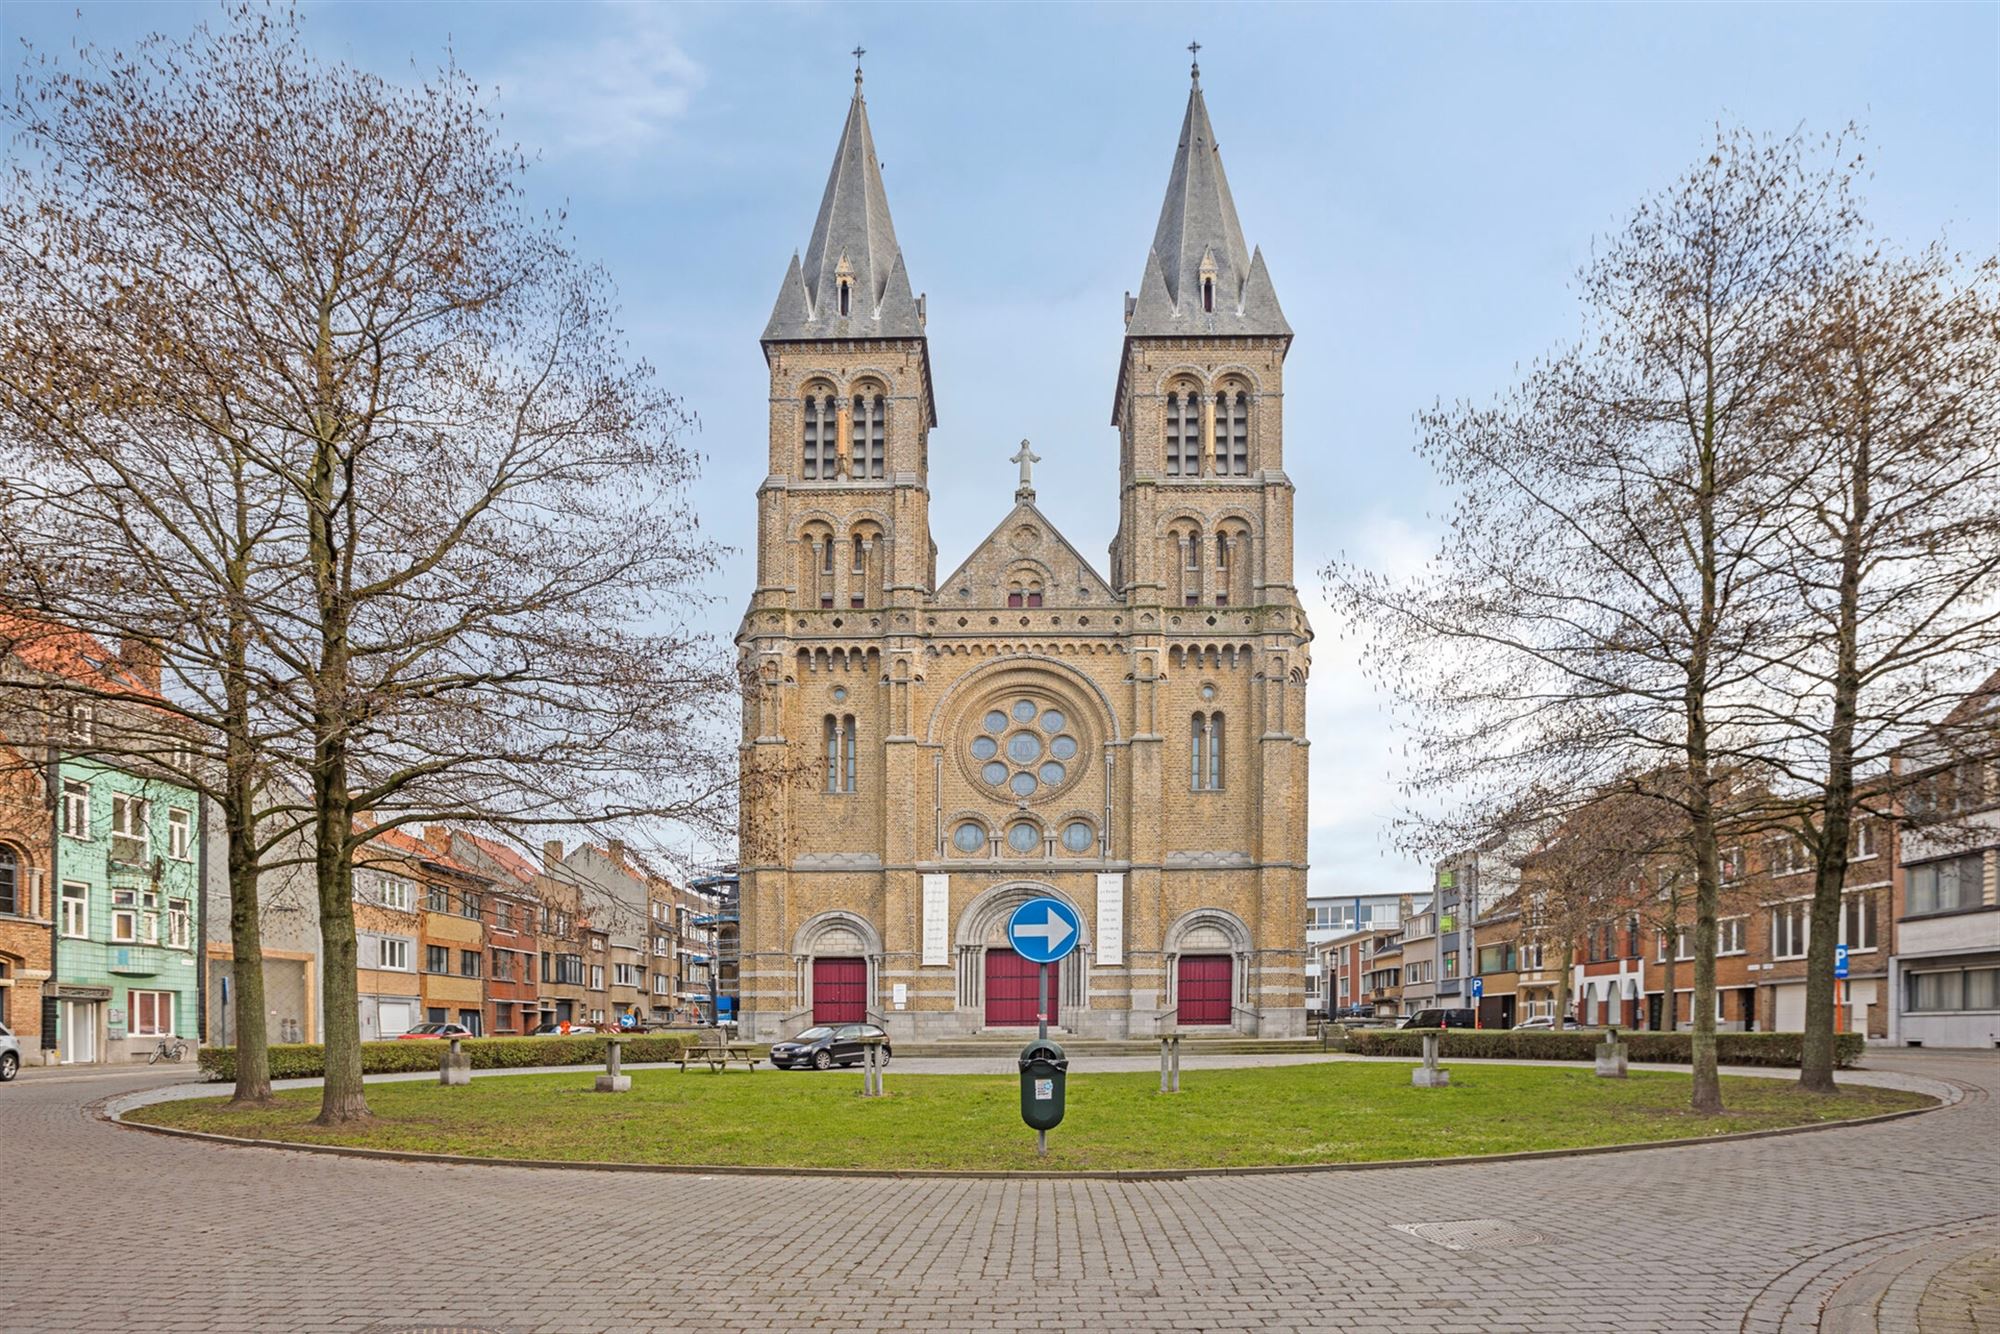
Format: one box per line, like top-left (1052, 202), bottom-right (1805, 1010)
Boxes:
top-left (973, 698), bottom-right (1080, 800)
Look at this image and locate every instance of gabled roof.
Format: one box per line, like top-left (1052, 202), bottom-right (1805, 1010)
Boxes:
top-left (935, 495), bottom-right (1118, 608)
top-left (764, 71), bottom-right (924, 343)
top-left (0, 611), bottom-right (163, 701)
top-left (447, 828), bottom-right (541, 887)
top-left (1122, 70), bottom-right (1290, 341)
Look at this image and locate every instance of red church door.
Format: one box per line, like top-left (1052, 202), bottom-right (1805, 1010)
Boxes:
top-left (1177, 955), bottom-right (1233, 1026)
top-left (984, 949), bottom-right (1057, 1027)
top-left (812, 957), bottom-right (866, 1024)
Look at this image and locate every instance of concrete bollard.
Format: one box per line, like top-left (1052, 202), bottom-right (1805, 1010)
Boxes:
top-left (595, 1037), bottom-right (631, 1093)
top-left (1595, 1031), bottom-right (1629, 1078)
top-left (1412, 1030), bottom-right (1451, 1088)
top-left (1159, 1034), bottom-right (1182, 1093)
top-left (440, 1037), bottom-right (470, 1087)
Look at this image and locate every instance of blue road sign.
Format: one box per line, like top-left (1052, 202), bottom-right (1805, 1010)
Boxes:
top-left (1007, 897), bottom-right (1082, 964)
top-left (1834, 944), bottom-right (1850, 979)
top-left (1470, 977), bottom-right (1484, 1001)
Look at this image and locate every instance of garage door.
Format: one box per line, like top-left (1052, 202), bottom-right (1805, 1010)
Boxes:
top-left (1177, 954), bottom-right (1233, 1025)
top-left (378, 1001), bottom-right (414, 1038)
top-left (985, 949), bottom-right (1056, 1027)
top-left (812, 957), bottom-right (866, 1025)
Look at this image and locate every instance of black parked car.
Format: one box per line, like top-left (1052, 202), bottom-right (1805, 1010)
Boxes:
top-left (1399, 1008), bottom-right (1476, 1030)
top-left (770, 1023), bottom-right (893, 1070)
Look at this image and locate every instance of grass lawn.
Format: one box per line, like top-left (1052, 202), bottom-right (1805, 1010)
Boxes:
top-left (124, 1062), bottom-right (1931, 1172)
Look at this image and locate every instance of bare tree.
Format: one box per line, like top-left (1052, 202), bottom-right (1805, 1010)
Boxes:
top-left (1335, 127), bottom-right (1856, 1112)
top-left (2, 5), bottom-right (735, 1124)
top-left (1748, 246), bottom-right (2000, 1091)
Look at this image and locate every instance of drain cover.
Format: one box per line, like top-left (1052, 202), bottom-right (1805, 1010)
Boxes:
top-left (1392, 1219), bottom-right (1551, 1252)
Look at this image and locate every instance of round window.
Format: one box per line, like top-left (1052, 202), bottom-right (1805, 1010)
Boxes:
top-left (1039, 761), bottom-right (1066, 785)
top-left (1200, 684), bottom-right (1217, 701)
top-left (1006, 732), bottom-right (1043, 764)
top-left (832, 686), bottom-right (848, 703)
top-left (1006, 822), bottom-right (1040, 853)
top-left (1011, 699), bottom-right (1038, 723)
top-left (982, 761), bottom-right (1009, 785)
top-left (1041, 709), bottom-right (1067, 733)
top-left (984, 710), bottom-right (1009, 733)
top-left (1062, 821), bottom-right (1094, 853)
top-left (953, 822), bottom-right (987, 854)
top-left (971, 736), bottom-right (999, 761)
top-left (1049, 735), bottom-right (1079, 761)
top-left (1009, 771), bottom-right (1038, 797)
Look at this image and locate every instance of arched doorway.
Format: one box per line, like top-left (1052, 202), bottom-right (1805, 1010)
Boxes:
top-left (1165, 908), bottom-right (1254, 1031)
top-left (791, 912), bottom-right (882, 1027)
top-left (954, 881), bottom-right (1088, 1030)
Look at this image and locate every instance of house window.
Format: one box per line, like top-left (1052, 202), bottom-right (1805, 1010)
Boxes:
top-left (379, 938), bottom-right (412, 972)
top-left (1443, 950), bottom-right (1459, 978)
top-left (66, 701), bottom-right (95, 743)
top-left (654, 973), bottom-right (670, 995)
top-left (426, 885), bottom-right (449, 912)
top-left (1771, 902), bottom-right (1808, 959)
top-left (1908, 854), bottom-right (1982, 916)
top-left (824, 714), bottom-right (857, 793)
top-left (1850, 820), bottom-right (1875, 860)
top-left (128, 989), bottom-right (174, 1037)
top-left (166, 808), bottom-right (193, 861)
top-left (614, 963), bottom-right (640, 987)
top-left (1719, 846), bottom-right (1743, 882)
top-left (425, 945), bottom-right (448, 974)
top-left (590, 965), bottom-right (605, 991)
top-left (1840, 893), bottom-right (1879, 952)
top-left (0, 846), bottom-right (17, 918)
top-left (460, 891), bottom-right (482, 920)
top-left (61, 881), bottom-right (90, 935)
top-left (458, 949), bottom-right (481, 979)
top-left (556, 954), bottom-right (584, 985)
top-left (1718, 917), bottom-right (1746, 955)
top-left (109, 794), bottom-right (149, 866)
top-left (1907, 966), bottom-right (2000, 1013)
top-left (1770, 836), bottom-right (1810, 877)
top-left (61, 780), bottom-right (90, 838)
top-left (166, 900), bottom-right (191, 950)
top-left (1191, 712), bottom-right (1224, 791)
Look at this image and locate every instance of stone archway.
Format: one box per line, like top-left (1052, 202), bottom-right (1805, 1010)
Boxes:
top-left (791, 911), bottom-right (884, 1026)
top-left (954, 881), bottom-right (1089, 1027)
top-left (1163, 908), bottom-right (1255, 1033)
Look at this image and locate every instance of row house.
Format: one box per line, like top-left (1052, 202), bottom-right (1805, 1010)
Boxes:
top-left (1394, 903), bottom-right (1439, 1018)
top-left (0, 739), bottom-right (53, 1056)
top-left (353, 850), bottom-right (423, 1039)
top-left (1891, 672), bottom-right (2000, 1049)
top-left (1317, 918), bottom-right (1406, 1018)
top-left (444, 829), bottom-right (544, 1035)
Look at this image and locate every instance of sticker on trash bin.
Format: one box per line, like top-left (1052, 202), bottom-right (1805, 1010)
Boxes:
top-left (1034, 1078), bottom-right (1053, 1100)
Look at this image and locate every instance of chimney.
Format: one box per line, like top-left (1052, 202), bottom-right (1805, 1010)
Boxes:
top-left (118, 636), bottom-right (162, 693)
top-left (607, 839), bottom-right (626, 868)
top-left (543, 839), bottom-right (564, 872)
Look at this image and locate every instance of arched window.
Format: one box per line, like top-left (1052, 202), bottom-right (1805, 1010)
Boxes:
top-left (1006, 578), bottom-right (1043, 609)
top-left (1202, 276), bottom-right (1215, 313)
top-left (1191, 712), bottom-right (1224, 791)
top-left (824, 714), bottom-right (857, 793)
top-left (802, 391), bottom-right (837, 479)
top-left (1164, 390), bottom-right (1202, 477)
top-left (1225, 390), bottom-right (1250, 474)
top-left (1214, 534), bottom-right (1231, 607)
top-left (850, 392), bottom-right (886, 478)
top-left (838, 278), bottom-right (852, 318)
top-left (0, 844), bottom-right (16, 916)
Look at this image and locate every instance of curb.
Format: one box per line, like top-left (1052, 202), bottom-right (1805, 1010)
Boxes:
top-left (100, 1068), bottom-right (1963, 1183)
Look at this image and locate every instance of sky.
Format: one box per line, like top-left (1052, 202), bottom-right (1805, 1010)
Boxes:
top-left (8, 1), bottom-right (1998, 897)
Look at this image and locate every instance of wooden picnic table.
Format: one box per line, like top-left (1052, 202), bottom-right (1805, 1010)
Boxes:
top-left (676, 1041), bottom-right (761, 1073)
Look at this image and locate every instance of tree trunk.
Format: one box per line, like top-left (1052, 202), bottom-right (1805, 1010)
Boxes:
top-left (1659, 945), bottom-right (1677, 1033)
top-left (1554, 942), bottom-right (1574, 1026)
top-left (222, 601), bottom-right (273, 1108)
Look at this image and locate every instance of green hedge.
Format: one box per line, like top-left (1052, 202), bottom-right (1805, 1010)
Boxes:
top-left (1343, 1028), bottom-right (1864, 1068)
top-left (199, 1033), bottom-right (702, 1083)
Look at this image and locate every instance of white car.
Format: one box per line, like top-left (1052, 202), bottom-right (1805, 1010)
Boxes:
top-left (1512, 1015), bottom-right (1581, 1032)
top-left (0, 1022), bottom-right (20, 1081)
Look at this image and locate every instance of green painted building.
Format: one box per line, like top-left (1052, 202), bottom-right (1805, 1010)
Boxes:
top-left (52, 757), bottom-right (202, 1062)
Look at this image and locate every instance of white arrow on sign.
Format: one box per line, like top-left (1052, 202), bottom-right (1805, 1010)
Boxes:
top-left (1015, 910), bottom-right (1073, 952)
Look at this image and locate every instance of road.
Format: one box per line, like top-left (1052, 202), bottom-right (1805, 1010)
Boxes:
top-left (2, 1049), bottom-right (1994, 1332)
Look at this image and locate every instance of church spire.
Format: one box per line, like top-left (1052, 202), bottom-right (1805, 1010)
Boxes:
top-left (1123, 55), bottom-right (1289, 339)
top-left (764, 59), bottom-right (924, 342)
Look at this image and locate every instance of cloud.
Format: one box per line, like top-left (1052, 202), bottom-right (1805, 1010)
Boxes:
top-left (491, 7), bottom-right (703, 155)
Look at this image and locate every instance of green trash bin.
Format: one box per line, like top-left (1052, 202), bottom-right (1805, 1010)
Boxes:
top-left (1018, 1038), bottom-right (1067, 1132)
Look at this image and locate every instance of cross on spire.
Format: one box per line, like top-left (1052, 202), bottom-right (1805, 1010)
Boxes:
top-left (1187, 39), bottom-right (1201, 84)
top-left (852, 45), bottom-right (867, 87)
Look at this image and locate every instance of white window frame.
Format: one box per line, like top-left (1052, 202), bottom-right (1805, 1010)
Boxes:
top-left (111, 907), bottom-right (138, 944)
top-left (60, 880), bottom-right (89, 938)
top-left (590, 964), bottom-right (605, 991)
top-left (67, 701), bottom-right (95, 744)
top-left (1850, 820), bottom-right (1875, 861)
top-left (109, 793), bottom-right (150, 865)
top-left (1839, 892), bottom-right (1879, 953)
top-left (378, 937), bottom-right (412, 972)
top-left (128, 989), bottom-right (174, 1037)
top-left (166, 807), bottom-right (193, 861)
top-left (61, 780), bottom-right (90, 839)
top-left (1718, 916), bottom-right (1746, 956)
top-left (1771, 902), bottom-right (1808, 960)
top-left (166, 899), bottom-right (192, 950)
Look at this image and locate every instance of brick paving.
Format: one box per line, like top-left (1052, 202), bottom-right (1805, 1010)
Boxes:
top-left (0, 1050), bottom-right (1993, 1332)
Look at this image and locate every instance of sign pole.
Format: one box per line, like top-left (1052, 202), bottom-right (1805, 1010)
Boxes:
top-left (1037, 961), bottom-right (1050, 1156)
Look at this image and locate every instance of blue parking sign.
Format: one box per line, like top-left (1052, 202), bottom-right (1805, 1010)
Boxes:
top-left (1834, 945), bottom-right (1849, 979)
top-left (1470, 977), bottom-right (1484, 1001)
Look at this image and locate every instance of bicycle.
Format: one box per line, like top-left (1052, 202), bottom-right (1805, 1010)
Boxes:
top-left (148, 1036), bottom-right (188, 1064)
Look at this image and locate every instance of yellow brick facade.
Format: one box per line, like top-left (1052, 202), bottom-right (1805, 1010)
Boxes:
top-left (736, 74), bottom-right (1309, 1040)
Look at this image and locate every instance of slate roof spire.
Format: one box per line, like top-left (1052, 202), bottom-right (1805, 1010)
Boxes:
top-left (1123, 59), bottom-right (1289, 339)
top-left (763, 61), bottom-right (924, 342)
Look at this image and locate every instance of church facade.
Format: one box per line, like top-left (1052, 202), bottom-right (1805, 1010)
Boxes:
top-left (735, 59), bottom-right (1311, 1040)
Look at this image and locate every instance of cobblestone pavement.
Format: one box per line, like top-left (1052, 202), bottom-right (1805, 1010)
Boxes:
top-left (2, 1050), bottom-right (1994, 1333)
